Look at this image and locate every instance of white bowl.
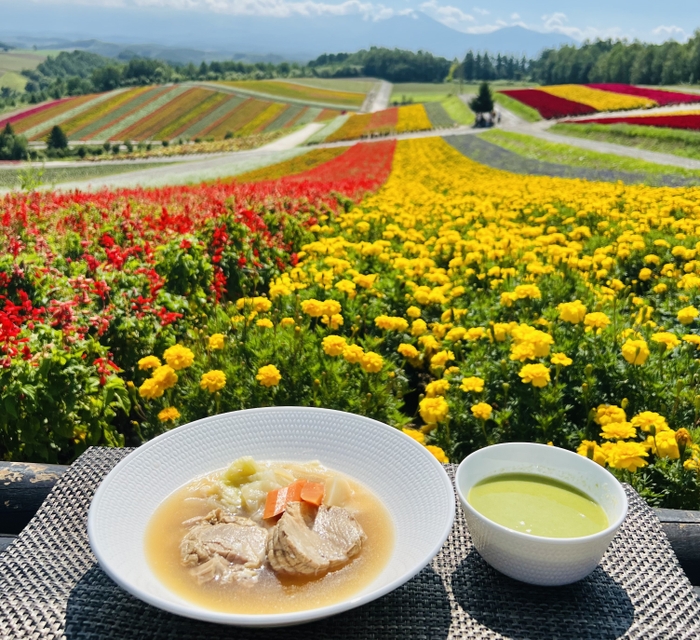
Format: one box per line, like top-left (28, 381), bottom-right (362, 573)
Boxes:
top-left (88, 407), bottom-right (455, 626)
top-left (455, 442), bottom-right (627, 586)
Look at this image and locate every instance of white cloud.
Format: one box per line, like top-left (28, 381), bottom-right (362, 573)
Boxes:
top-left (510, 12), bottom-right (519, 20)
top-left (540, 12), bottom-right (622, 41)
top-left (26, 0), bottom-right (404, 19)
top-left (420, 0), bottom-right (474, 29)
top-left (651, 25), bottom-right (688, 41)
top-left (472, 6), bottom-right (488, 15)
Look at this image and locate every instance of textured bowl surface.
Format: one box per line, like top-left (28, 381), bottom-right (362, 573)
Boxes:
top-left (88, 407), bottom-right (455, 626)
top-left (455, 442), bottom-right (628, 586)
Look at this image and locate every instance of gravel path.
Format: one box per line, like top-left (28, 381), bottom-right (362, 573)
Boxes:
top-left (445, 134), bottom-right (700, 187)
top-left (361, 81), bottom-right (392, 113)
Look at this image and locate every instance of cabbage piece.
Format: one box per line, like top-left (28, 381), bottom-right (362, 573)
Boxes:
top-left (223, 456), bottom-right (258, 486)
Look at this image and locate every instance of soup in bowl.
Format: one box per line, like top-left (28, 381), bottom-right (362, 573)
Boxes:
top-left (88, 407), bottom-right (455, 626)
top-left (455, 442), bottom-right (627, 586)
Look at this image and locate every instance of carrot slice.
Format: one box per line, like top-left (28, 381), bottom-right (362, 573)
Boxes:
top-left (301, 481), bottom-right (325, 506)
top-left (285, 479), bottom-right (307, 503)
top-left (264, 486), bottom-right (288, 519)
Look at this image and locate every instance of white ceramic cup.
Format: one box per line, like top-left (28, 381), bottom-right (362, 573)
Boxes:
top-left (455, 442), bottom-right (628, 586)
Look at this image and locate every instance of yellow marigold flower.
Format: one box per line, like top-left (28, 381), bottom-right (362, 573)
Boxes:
top-left (557, 300), bottom-right (587, 324)
top-left (465, 327), bottom-right (486, 341)
top-left (605, 441), bottom-right (649, 472)
top-left (208, 333), bottom-right (225, 350)
top-left (676, 428), bottom-right (692, 452)
top-left (269, 283), bottom-right (292, 299)
top-left (375, 315), bottom-right (408, 331)
top-left (419, 335), bottom-right (440, 352)
top-left (425, 379), bottom-right (450, 397)
top-left (411, 319), bottom-right (428, 336)
top-left (491, 322), bottom-right (511, 341)
top-left (138, 378), bottom-right (164, 399)
top-left (256, 318), bottom-right (273, 329)
top-left (406, 306), bottom-right (421, 319)
top-left (335, 279), bottom-right (356, 294)
top-left (237, 297), bottom-right (271, 313)
top-left (419, 397), bottom-right (449, 424)
top-left (432, 323), bottom-right (447, 340)
top-left (301, 299), bottom-right (325, 317)
top-left (322, 300), bottom-right (342, 317)
top-left (460, 376), bottom-right (485, 393)
top-left (445, 327), bottom-right (466, 342)
top-left (651, 332), bottom-right (680, 351)
top-left (631, 411), bottom-right (669, 433)
top-left (595, 404), bottom-right (627, 426)
top-left (653, 283), bottom-right (668, 294)
top-left (152, 365), bottom-right (178, 390)
top-left (138, 355), bottom-right (161, 370)
top-left (683, 334), bottom-right (700, 349)
top-left (402, 428), bottom-right (425, 445)
top-left (280, 317), bottom-right (295, 328)
top-left (577, 440), bottom-right (607, 466)
top-left (163, 344), bottom-right (194, 370)
top-left (353, 273), bottom-right (378, 289)
top-left (600, 421), bottom-right (637, 440)
top-left (321, 313), bottom-right (344, 329)
top-left (518, 363), bottom-right (551, 388)
top-left (500, 291), bottom-right (517, 307)
top-left (430, 350), bottom-right (454, 369)
top-left (200, 369), bottom-right (226, 393)
top-left (639, 268), bottom-right (653, 281)
top-left (360, 351), bottom-right (384, 373)
top-left (398, 343), bottom-right (420, 359)
top-left (645, 430), bottom-right (680, 460)
top-left (426, 445), bottom-right (449, 463)
top-left (322, 335), bottom-right (347, 356)
top-left (584, 312), bottom-right (611, 331)
top-left (678, 306), bottom-right (699, 325)
top-left (551, 353), bottom-right (573, 367)
top-left (158, 407), bottom-right (180, 422)
top-left (342, 344), bottom-right (365, 364)
top-left (471, 402), bottom-right (493, 421)
top-left (622, 338), bottom-right (650, 365)
top-left (513, 284), bottom-right (542, 299)
top-left (255, 365), bottom-right (281, 387)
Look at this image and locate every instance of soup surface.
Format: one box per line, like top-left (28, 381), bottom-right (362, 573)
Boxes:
top-left (467, 473), bottom-right (608, 538)
top-left (145, 459), bottom-right (394, 614)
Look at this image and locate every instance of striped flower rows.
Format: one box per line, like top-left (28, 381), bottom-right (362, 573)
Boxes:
top-left (3, 85), bottom-right (341, 143)
top-left (566, 112), bottom-right (700, 131)
top-left (322, 104), bottom-right (449, 143)
top-left (500, 84), bottom-right (700, 119)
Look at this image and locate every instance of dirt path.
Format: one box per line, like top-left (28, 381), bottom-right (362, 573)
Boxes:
top-left (361, 81), bottom-right (392, 113)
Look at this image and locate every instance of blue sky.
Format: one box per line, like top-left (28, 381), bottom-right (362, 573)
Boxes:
top-left (3, 0), bottom-right (697, 43)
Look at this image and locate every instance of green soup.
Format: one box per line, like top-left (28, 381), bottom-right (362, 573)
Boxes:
top-left (467, 473), bottom-right (608, 538)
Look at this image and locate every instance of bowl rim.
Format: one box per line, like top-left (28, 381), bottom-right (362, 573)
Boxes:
top-left (87, 406), bottom-right (456, 627)
top-left (455, 441), bottom-right (628, 545)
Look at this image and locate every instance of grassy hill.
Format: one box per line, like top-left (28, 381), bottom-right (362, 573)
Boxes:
top-left (0, 83), bottom-right (342, 143)
top-left (0, 49), bottom-right (58, 91)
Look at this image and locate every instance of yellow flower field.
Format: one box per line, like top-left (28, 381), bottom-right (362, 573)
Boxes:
top-left (540, 84), bottom-right (656, 111)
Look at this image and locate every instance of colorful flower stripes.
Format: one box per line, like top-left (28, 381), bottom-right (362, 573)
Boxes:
top-left (3, 84), bottom-right (343, 143)
top-left (566, 112), bottom-right (700, 130)
top-left (500, 84), bottom-right (700, 119)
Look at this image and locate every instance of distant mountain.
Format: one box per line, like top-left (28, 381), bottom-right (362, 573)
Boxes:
top-left (0, 3), bottom-right (576, 62)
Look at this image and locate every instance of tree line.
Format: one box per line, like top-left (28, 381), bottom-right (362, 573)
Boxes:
top-left (530, 33), bottom-right (700, 85)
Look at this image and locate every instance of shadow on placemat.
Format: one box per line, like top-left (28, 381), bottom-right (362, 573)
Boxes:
top-left (65, 564), bottom-right (451, 640)
top-left (451, 550), bottom-right (634, 640)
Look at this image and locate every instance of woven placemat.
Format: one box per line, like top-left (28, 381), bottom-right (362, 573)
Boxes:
top-left (1, 447), bottom-right (699, 639)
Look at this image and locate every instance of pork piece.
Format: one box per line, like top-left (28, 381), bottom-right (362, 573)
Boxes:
top-left (180, 509), bottom-right (268, 584)
top-left (267, 502), bottom-right (366, 576)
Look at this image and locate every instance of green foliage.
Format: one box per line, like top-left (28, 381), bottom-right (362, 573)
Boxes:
top-left (460, 51), bottom-right (529, 82)
top-left (469, 82), bottom-right (494, 114)
top-left (0, 122), bottom-right (29, 160)
top-left (493, 93), bottom-right (541, 122)
top-left (46, 125), bottom-right (68, 150)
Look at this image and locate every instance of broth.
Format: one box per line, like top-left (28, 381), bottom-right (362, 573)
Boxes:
top-left (145, 461), bottom-right (395, 614)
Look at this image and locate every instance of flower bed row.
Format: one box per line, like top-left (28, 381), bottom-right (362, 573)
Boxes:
top-left (324, 104), bottom-right (438, 142)
top-left (564, 113), bottom-right (700, 131)
top-left (500, 84), bottom-right (700, 119)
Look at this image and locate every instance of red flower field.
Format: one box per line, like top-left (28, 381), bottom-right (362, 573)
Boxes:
top-left (566, 113), bottom-right (700, 130)
top-left (586, 84), bottom-right (700, 106)
top-left (498, 89), bottom-right (597, 119)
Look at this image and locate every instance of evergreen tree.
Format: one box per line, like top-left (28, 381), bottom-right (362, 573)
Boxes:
top-left (47, 125), bottom-right (68, 150)
top-left (469, 82), bottom-right (494, 114)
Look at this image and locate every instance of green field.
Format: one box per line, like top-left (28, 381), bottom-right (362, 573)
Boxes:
top-left (479, 130), bottom-right (700, 181)
top-left (0, 162), bottom-right (171, 190)
top-left (551, 122), bottom-right (700, 161)
top-left (441, 96), bottom-right (475, 125)
top-left (285, 78), bottom-right (376, 94)
top-left (493, 93), bottom-right (541, 122)
top-left (0, 50), bottom-right (56, 91)
top-left (390, 82), bottom-right (470, 104)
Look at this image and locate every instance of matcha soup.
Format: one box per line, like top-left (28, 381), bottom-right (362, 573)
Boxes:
top-left (467, 473), bottom-right (608, 538)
